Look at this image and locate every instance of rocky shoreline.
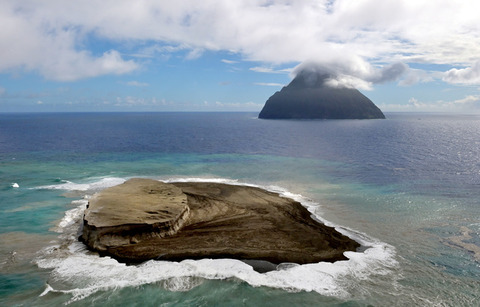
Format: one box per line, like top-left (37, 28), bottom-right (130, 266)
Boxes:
top-left (81, 178), bottom-right (360, 264)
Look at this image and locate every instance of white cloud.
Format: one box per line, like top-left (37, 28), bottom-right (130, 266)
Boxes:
top-left (185, 48), bottom-right (204, 60)
top-left (452, 95), bottom-right (480, 108)
top-left (443, 61), bottom-right (480, 85)
top-left (221, 59), bottom-right (238, 64)
top-left (0, 2), bottom-right (137, 81)
top-left (1, 1), bottom-right (480, 83)
top-left (41, 50), bottom-right (138, 82)
top-left (398, 69), bottom-right (438, 86)
top-left (291, 60), bottom-right (408, 90)
top-left (325, 75), bottom-right (372, 90)
top-left (250, 66), bottom-right (291, 74)
top-left (132, 44), bottom-right (190, 59)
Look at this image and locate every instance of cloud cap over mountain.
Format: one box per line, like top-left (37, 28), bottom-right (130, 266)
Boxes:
top-left (259, 64), bottom-right (385, 119)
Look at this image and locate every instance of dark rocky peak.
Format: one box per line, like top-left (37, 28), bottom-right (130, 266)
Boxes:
top-left (258, 65), bottom-right (385, 120)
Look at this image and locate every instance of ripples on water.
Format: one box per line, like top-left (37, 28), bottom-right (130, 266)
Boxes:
top-left (0, 112), bottom-right (479, 306)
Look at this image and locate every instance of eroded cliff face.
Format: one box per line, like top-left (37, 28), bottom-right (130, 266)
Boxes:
top-left (81, 179), bottom-right (360, 264)
top-left (259, 70), bottom-right (385, 119)
top-left (81, 178), bottom-right (190, 251)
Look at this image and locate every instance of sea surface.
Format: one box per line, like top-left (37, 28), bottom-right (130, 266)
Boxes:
top-left (0, 112), bottom-right (479, 306)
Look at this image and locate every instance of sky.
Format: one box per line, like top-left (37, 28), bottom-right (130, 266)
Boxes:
top-left (1, 0), bottom-right (480, 113)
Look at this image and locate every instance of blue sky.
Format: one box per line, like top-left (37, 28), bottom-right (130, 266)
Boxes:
top-left (1, 1), bottom-right (480, 113)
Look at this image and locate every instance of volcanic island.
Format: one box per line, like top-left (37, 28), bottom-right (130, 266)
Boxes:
top-left (258, 67), bottom-right (385, 119)
top-left (81, 178), bottom-right (360, 266)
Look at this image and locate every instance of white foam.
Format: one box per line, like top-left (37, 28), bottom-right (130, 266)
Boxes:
top-left (53, 200), bottom-right (88, 233)
top-left (71, 199), bottom-right (89, 206)
top-left (39, 284), bottom-right (54, 297)
top-left (161, 276), bottom-right (205, 292)
top-left (35, 176), bottom-right (399, 303)
top-left (35, 177), bottom-right (126, 192)
top-left (11, 182), bottom-right (19, 188)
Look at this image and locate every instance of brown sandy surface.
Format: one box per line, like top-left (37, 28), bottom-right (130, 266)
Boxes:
top-left (81, 178), bottom-right (359, 264)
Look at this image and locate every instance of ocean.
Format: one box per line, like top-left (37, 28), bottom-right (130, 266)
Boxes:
top-left (0, 112), bottom-right (479, 306)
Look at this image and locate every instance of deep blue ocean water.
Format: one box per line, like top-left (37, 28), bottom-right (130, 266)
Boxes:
top-left (1, 112), bottom-right (479, 306)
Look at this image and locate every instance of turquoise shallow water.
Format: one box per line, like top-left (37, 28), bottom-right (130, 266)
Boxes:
top-left (1, 112), bottom-right (480, 306)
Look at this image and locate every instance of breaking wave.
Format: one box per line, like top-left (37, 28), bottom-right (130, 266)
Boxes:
top-left (34, 176), bottom-right (399, 304)
top-left (35, 177), bottom-right (126, 192)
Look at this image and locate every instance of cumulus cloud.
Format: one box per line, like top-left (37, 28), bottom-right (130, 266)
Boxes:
top-left (0, 2), bottom-right (137, 81)
top-left (443, 61), bottom-right (480, 85)
top-left (41, 50), bottom-right (138, 82)
top-left (1, 1), bottom-right (480, 83)
top-left (452, 95), bottom-right (480, 108)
